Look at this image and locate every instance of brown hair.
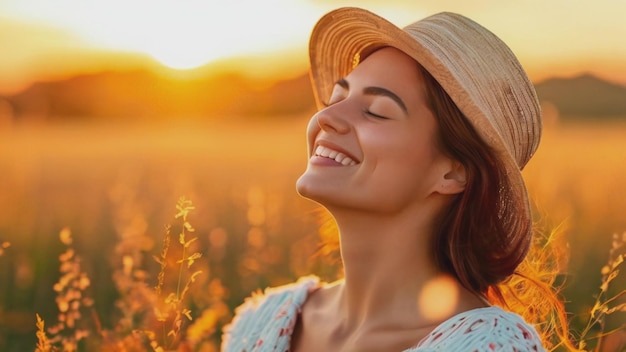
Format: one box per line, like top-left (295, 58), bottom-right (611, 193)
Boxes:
top-left (420, 66), bottom-right (576, 350)
top-left (421, 66), bottom-right (527, 294)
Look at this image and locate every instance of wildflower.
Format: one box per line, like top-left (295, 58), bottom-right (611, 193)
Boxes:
top-left (35, 314), bottom-right (55, 352)
top-left (45, 228), bottom-right (94, 351)
top-left (578, 232), bottom-right (626, 350)
top-left (151, 197), bottom-right (204, 349)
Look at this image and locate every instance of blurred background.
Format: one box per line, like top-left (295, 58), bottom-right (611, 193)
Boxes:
top-left (0, 0), bottom-right (625, 351)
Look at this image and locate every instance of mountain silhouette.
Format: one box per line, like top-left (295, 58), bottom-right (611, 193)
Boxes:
top-left (534, 73), bottom-right (626, 117)
top-left (3, 69), bottom-right (316, 122)
top-left (2, 70), bottom-right (625, 122)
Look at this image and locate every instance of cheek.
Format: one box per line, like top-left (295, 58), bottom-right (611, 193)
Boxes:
top-left (363, 129), bottom-right (427, 162)
top-left (368, 131), bottom-right (439, 182)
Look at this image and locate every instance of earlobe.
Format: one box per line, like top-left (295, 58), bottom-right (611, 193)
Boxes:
top-left (439, 161), bottom-right (467, 195)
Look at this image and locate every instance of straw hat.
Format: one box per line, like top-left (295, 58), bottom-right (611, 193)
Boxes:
top-left (309, 7), bottom-right (542, 244)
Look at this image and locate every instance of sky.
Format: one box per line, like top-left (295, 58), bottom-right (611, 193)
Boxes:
top-left (1, 0), bottom-right (625, 94)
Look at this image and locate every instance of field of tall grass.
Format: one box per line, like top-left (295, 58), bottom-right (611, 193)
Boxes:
top-left (0, 115), bottom-right (624, 351)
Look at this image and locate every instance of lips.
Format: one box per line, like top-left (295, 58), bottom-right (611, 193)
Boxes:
top-left (314, 145), bottom-right (357, 166)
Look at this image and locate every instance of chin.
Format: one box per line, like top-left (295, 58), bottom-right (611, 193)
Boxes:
top-left (295, 173), bottom-right (314, 200)
top-left (296, 173), bottom-right (332, 206)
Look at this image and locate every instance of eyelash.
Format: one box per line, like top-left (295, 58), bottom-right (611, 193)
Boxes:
top-left (365, 110), bottom-right (389, 120)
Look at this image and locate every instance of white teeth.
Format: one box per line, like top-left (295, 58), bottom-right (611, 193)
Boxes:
top-left (314, 145), bottom-right (357, 165)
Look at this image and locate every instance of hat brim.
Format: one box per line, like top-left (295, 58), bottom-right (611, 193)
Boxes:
top-left (308, 7), bottom-right (534, 240)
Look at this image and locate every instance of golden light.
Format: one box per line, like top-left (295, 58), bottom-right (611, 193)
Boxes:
top-left (142, 39), bottom-right (223, 70)
top-left (1, 0), bottom-right (626, 82)
top-left (154, 53), bottom-right (212, 70)
top-left (0, 0), bottom-right (323, 71)
top-left (417, 274), bottom-right (459, 321)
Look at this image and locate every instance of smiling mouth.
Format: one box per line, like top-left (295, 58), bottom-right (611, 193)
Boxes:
top-left (314, 145), bottom-right (358, 166)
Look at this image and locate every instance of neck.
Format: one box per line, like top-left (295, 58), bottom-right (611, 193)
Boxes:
top-left (330, 206), bottom-right (445, 329)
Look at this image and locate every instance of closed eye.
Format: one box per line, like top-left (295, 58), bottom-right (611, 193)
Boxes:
top-left (365, 110), bottom-right (390, 120)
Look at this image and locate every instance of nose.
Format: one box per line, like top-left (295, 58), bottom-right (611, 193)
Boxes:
top-left (315, 105), bottom-right (351, 134)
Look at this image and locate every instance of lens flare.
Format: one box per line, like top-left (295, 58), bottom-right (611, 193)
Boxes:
top-left (417, 274), bottom-right (459, 321)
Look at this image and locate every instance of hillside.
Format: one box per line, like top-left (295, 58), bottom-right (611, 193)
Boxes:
top-left (534, 74), bottom-right (626, 117)
top-left (2, 69), bottom-right (316, 122)
top-left (1, 70), bottom-right (625, 122)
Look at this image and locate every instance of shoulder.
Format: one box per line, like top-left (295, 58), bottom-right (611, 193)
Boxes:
top-left (221, 276), bottom-right (321, 352)
top-left (411, 306), bottom-right (545, 352)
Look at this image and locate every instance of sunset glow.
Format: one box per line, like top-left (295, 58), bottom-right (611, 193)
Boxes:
top-left (1, 2), bottom-right (626, 351)
top-left (1, 0), bottom-right (626, 92)
top-left (70, 0), bottom-right (319, 71)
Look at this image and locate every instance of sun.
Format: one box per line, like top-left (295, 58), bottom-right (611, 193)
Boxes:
top-left (3, 0), bottom-right (320, 72)
top-left (121, 18), bottom-right (231, 71)
top-left (146, 45), bottom-right (220, 70)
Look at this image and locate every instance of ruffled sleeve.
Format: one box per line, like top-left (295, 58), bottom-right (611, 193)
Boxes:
top-left (221, 276), bottom-right (320, 352)
top-left (410, 306), bottom-right (545, 352)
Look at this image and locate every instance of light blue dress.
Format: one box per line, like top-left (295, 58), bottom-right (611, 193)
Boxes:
top-left (221, 276), bottom-right (545, 351)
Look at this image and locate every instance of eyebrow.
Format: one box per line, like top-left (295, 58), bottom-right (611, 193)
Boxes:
top-left (335, 78), bottom-right (408, 114)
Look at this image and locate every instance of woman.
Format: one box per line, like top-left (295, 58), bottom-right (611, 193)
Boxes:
top-left (222, 7), bottom-right (569, 351)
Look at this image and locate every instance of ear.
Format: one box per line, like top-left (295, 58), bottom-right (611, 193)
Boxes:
top-left (437, 160), bottom-right (466, 195)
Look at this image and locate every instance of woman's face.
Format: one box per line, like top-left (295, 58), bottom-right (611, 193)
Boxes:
top-left (296, 47), bottom-right (460, 214)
